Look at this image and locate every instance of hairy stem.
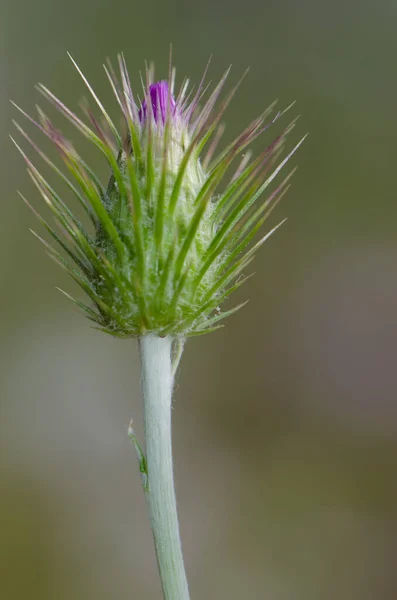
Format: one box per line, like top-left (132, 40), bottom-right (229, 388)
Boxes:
top-left (139, 334), bottom-right (190, 600)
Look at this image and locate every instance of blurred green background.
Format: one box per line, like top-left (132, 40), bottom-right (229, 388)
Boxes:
top-left (1, 0), bottom-right (397, 598)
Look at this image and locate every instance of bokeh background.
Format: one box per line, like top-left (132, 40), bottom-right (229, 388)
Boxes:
top-left (1, 0), bottom-right (397, 598)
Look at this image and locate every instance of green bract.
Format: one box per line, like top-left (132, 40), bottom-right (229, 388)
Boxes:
top-left (12, 54), bottom-right (304, 338)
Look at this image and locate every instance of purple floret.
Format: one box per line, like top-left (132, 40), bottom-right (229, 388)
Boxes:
top-left (139, 81), bottom-right (176, 124)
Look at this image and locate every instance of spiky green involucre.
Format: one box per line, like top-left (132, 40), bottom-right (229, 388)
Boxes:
top-left (12, 54), bottom-right (305, 338)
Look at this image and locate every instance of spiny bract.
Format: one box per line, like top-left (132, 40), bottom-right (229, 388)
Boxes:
top-left (12, 54), bottom-right (304, 338)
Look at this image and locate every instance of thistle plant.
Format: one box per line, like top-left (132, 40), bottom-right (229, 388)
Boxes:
top-left (12, 52), bottom-right (305, 600)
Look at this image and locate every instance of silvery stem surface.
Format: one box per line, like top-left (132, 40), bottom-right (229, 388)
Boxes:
top-left (139, 334), bottom-right (190, 600)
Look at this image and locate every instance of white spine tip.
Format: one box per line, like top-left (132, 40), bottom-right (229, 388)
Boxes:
top-left (128, 419), bottom-right (135, 436)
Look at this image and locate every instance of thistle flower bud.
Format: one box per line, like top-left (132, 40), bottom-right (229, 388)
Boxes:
top-left (12, 54), bottom-right (305, 338)
top-left (138, 80), bottom-right (206, 206)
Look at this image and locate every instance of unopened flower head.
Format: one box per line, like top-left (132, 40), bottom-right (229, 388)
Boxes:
top-left (12, 53), bottom-right (305, 338)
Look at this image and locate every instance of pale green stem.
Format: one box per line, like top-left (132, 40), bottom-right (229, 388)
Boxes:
top-left (139, 334), bottom-right (190, 600)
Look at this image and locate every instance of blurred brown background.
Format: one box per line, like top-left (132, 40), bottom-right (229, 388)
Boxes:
top-left (1, 0), bottom-right (397, 598)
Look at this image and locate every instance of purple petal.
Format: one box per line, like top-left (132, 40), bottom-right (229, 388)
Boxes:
top-left (139, 81), bottom-right (176, 124)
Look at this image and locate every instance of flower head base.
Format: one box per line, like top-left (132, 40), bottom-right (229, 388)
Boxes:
top-left (12, 53), bottom-right (305, 338)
